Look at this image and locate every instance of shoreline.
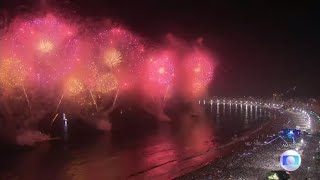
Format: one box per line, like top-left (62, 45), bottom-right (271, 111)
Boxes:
top-left (175, 110), bottom-right (320, 179)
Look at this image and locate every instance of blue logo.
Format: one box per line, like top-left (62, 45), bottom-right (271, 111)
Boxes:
top-left (282, 155), bottom-right (300, 166)
top-left (280, 150), bottom-right (301, 171)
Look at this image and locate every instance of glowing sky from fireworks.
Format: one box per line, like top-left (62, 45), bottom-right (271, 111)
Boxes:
top-left (0, 14), bottom-right (78, 87)
top-left (0, 12), bottom-right (216, 107)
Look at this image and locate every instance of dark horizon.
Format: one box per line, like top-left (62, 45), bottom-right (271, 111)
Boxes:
top-left (1, 0), bottom-right (319, 98)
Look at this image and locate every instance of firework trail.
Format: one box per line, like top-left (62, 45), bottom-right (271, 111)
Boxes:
top-left (112, 88), bottom-right (120, 107)
top-left (55, 93), bottom-right (64, 113)
top-left (163, 85), bottom-right (170, 102)
top-left (89, 89), bottom-right (99, 112)
top-left (50, 93), bottom-right (64, 127)
top-left (22, 85), bottom-right (33, 118)
top-left (51, 113), bottom-right (59, 126)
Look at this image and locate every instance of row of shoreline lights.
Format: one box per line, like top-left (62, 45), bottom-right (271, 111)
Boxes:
top-left (290, 107), bottom-right (312, 129)
top-left (199, 99), bottom-right (316, 123)
top-left (200, 99), bottom-right (317, 167)
top-left (199, 99), bottom-right (283, 108)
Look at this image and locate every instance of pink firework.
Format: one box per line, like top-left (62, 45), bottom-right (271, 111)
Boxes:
top-left (147, 51), bottom-right (175, 87)
top-left (91, 26), bottom-right (146, 94)
top-left (95, 26), bottom-right (145, 73)
top-left (185, 49), bottom-right (215, 96)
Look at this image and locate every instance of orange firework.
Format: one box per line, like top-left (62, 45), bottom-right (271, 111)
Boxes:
top-left (0, 58), bottom-right (27, 90)
top-left (64, 77), bottom-right (85, 97)
top-left (95, 73), bottom-right (118, 94)
top-left (104, 48), bottom-right (122, 69)
top-left (0, 58), bottom-right (33, 117)
top-left (63, 77), bottom-right (90, 107)
top-left (38, 39), bottom-right (54, 53)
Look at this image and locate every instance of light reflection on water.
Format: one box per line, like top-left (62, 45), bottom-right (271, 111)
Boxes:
top-left (1, 103), bottom-right (276, 179)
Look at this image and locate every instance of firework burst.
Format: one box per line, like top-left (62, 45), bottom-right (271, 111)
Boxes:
top-left (63, 76), bottom-right (89, 107)
top-left (38, 39), bottom-right (54, 53)
top-left (147, 51), bottom-right (175, 86)
top-left (64, 77), bottom-right (85, 97)
top-left (96, 27), bottom-right (146, 76)
top-left (104, 47), bottom-right (122, 69)
top-left (185, 50), bottom-right (215, 96)
top-left (95, 73), bottom-right (119, 94)
top-left (0, 58), bottom-right (27, 90)
top-left (0, 13), bottom-right (79, 88)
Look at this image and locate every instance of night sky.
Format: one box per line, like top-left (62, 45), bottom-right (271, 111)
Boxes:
top-left (1, 0), bottom-right (319, 97)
